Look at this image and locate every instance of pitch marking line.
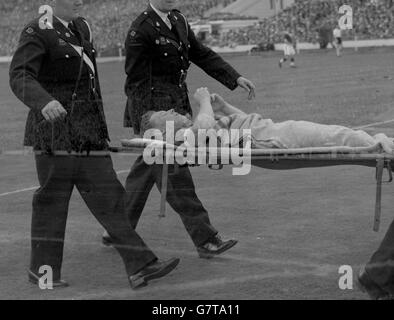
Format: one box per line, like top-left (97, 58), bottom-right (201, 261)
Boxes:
top-left (353, 118), bottom-right (394, 130)
top-left (0, 187), bottom-right (38, 197)
top-left (0, 238), bottom-right (355, 299)
top-left (66, 269), bottom-right (337, 300)
top-left (0, 234), bottom-right (338, 274)
top-left (0, 169), bottom-right (130, 198)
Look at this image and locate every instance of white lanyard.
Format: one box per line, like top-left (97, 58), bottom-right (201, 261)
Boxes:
top-left (68, 43), bottom-right (95, 75)
top-left (45, 21), bottom-right (96, 75)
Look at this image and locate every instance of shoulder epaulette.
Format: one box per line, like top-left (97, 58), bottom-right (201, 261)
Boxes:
top-left (172, 9), bottom-right (188, 23)
top-left (21, 17), bottom-right (42, 36)
top-left (171, 10), bottom-right (189, 37)
top-left (78, 17), bottom-right (93, 42)
top-left (133, 11), bottom-right (150, 27)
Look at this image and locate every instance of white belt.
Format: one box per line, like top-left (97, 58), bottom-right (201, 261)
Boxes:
top-left (69, 43), bottom-right (95, 75)
top-left (45, 21), bottom-right (95, 75)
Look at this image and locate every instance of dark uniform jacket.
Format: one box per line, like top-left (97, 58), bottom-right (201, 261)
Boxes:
top-left (124, 6), bottom-right (242, 134)
top-left (9, 16), bottom-right (109, 152)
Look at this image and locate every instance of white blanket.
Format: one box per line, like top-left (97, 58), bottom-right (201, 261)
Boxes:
top-left (215, 113), bottom-right (394, 154)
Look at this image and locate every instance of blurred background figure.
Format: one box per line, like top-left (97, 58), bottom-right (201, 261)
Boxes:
top-left (333, 24), bottom-right (343, 57)
top-left (279, 33), bottom-right (296, 68)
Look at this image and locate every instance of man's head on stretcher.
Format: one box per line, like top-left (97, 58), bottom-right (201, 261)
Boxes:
top-left (140, 87), bottom-right (394, 153)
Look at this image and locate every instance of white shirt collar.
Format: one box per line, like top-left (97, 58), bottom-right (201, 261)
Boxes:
top-left (150, 3), bottom-right (170, 23)
top-left (56, 16), bottom-right (71, 28)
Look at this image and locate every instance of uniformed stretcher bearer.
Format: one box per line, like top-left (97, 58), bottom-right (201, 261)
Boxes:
top-left (9, 0), bottom-right (180, 290)
top-left (115, 0), bottom-right (256, 259)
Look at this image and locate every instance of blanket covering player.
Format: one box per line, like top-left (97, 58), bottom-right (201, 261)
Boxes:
top-left (140, 88), bottom-right (394, 153)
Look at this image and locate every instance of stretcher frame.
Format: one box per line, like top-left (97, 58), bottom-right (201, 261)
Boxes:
top-left (110, 138), bottom-right (394, 232)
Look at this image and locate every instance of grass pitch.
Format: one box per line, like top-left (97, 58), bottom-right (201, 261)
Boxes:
top-left (1, 48), bottom-right (394, 299)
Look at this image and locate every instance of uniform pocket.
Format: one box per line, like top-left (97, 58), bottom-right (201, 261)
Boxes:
top-left (49, 46), bottom-right (80, 61)
top-left (152, 87), bottom-right (171, 97)
top-left (158, 42), bottom-right (178, 56)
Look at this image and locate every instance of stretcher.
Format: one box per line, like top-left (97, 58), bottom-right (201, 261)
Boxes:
top-left (110, 138), bottom-right (394, 232)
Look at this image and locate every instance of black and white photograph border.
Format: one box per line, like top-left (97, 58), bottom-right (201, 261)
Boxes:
top-left (1, 0), bottom-right (394, 302)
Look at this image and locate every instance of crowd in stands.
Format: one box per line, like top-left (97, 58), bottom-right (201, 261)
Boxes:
top-left (1, 0), bottom-right (45, 56)
top-left (0, 0), bottom-right (236, 55)
top-left (206, 0), bottom-right (394, 48)
top-left (179, 0), bottom-right (237, 19)
top-left (82, 0), bottom-right (238, 54)
top-left (1, 0), bottom-right (394, 55)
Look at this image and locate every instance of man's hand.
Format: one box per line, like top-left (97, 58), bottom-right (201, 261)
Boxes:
top-left (193, 87), bottom-right (211, 104)
top-left (41, 100), bottom-right (67, 121)
top-left (237, 77), bottom-right (256, 100)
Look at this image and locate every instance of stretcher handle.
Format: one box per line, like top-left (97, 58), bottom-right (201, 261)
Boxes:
top-left (159, 163), bottom-right (169, 218)
top-left (374, 159), bottom-right (385, 232)
top-left (209, 164), bottom-right (224, 170)
top-left (384, 160), bottom-right (393, 183)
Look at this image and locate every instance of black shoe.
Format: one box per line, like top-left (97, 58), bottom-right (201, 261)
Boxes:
top-left (357, 267), bottom-right (389, 300)
top-left (129, 258), bottom-right (180, 290)
top-left (28, 270), bottom-right (69, 288)
top-left (197, 235), bottom-right (238, 259)
top-left (102, 233), bottom-right (114, 247)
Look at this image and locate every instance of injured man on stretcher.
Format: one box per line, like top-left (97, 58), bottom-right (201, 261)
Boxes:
top-left (140, 87), bottom-right (394, 153)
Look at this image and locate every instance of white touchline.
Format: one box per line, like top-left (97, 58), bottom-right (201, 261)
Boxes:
top-left (0, 187), bottom-right (39, 197)
top-left (353, 118), bottom-right (394, 130)
top-left (0, 170), bottom-right (130, 198)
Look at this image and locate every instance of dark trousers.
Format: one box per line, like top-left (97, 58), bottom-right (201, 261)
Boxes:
top-left (31, 154), bottom-right (157, 280)
top-left (366, 219), bottom-right (394, 294)
top-left (125, 156), bottom-right (218, 247)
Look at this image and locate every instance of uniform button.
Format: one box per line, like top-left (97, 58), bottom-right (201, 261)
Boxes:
top-left (181, 56), bottom-right (184, 60)
top-left (164, 53), bottom-right (168, 56)
top-left (92, 49), bottom-right (95, 53)
top-left (144, 12), bottom-right (147, 15)
top-left (65, 54), bottom-right (69, 58)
